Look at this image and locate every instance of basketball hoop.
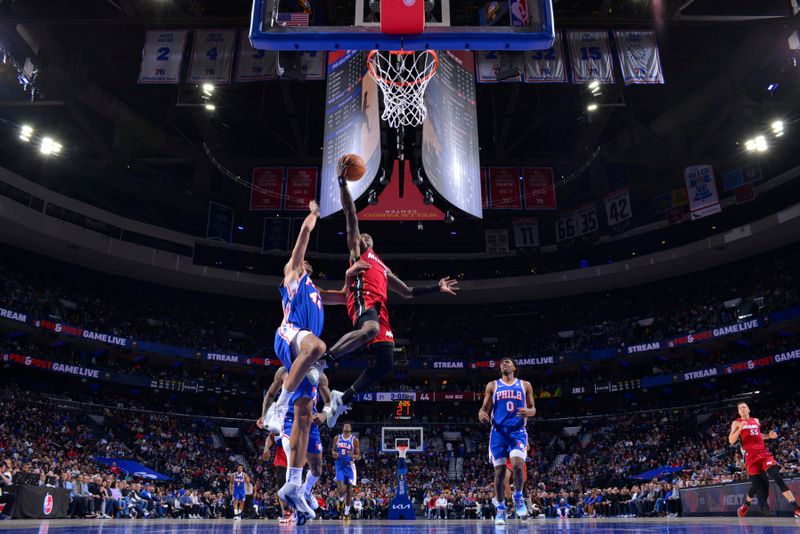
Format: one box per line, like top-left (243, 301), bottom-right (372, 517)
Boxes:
top-left (367, 49), bottom-right (438, 129)
top-left (396, 444), bottom-right (409, 459)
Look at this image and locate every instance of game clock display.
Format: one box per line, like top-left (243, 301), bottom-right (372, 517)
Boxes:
top-left (393, 400), bottom-right (413, 421)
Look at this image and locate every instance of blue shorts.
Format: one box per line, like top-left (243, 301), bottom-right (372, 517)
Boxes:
top-left (488, 426), bottom-right (528, 466)
top-left (233, 487), bottom-right (246, 501)
top-left (335, 461), bottom-right (357, 485)
top-left (282, 413), bottom-right (323, 455)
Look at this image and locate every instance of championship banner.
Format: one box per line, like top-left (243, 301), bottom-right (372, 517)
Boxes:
top-left (604, 188), bottom-right (632, 226)
top-left (249, 167), bottom-right (284, 210)
top-left (512, 217), bottom-right (540, 248)
top-left (684, 165), bottom-right (722, 220)
top-left (0, 306), bottom-right (28, 324)
top-left (476, 51), bottom-right (523, 83)
top-left (480, 168), bottom-right (489, 209)
top-left (522, 167), bottom-right (556, 209)
top-left (138, 30), bottom-right (187, 84)
top-left (566, 30), bottom-right (614, 84)
top-left (206, 201), bottom-right (234, 243)
top-left (32, 319), bottom-right (130, 348)
top-left (613, 30), bottom-right (664, 85)
top-left (722, 164), bottom-right (762, 191)
top-left (284, 167), bottom-right (318, 210)
top-left (262, 217), bottom-right (291, 251)
top-left (187, 30), bottom-right (236, 83)
top-left (485, 229), bottom-right (510, 254)
top-left (524, 32), bottom-right (567, 83)
top-left (234, 31), bottom-right (277, 82)
top-left (488, 167), bottom-right (522, 209)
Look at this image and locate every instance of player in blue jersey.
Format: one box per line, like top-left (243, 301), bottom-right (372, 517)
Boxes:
top-left (228, 465), bottom-right (250, 521)
top-left (332, 422), bottom-right (361, 518)
top-left (478, 357), bottom-right (536, 524)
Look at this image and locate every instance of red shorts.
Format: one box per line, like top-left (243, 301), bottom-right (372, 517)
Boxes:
top-left (346, 294), bottom-right (394, 346)
top-left (744, 450), bottom-right (777, 476)
top-left (274, 443), bottom-right (288, 468)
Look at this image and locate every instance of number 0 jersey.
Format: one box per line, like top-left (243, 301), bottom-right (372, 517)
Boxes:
top-left (492, 378), bottom-right (526, 430)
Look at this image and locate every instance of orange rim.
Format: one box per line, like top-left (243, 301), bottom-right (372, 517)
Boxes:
top-left (367, 50), bottom-right (439, 88)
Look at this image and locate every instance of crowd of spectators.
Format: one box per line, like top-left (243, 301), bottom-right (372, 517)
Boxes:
top-left (2, 380), bottom-right (799, 521)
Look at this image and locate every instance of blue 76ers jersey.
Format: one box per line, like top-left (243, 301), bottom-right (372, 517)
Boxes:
top-left (233, 472), bottom-right (245, 489)
top-left (492, 378), bottom-right (526, 430)
top-left (278, 272), bottom-right (324, 340)
top-left (336, 435), bottom-right (355, 466)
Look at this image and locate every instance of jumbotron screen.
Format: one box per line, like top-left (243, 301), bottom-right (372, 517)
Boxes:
top-left (421, 50), bottom-right (483, 219)
top-left (320, 51), bottom-right (382, 218)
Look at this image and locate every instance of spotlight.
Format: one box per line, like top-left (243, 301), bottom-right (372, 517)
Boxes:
top-left (766, 83), bottom-right (778, 93)
top-left (588, 80), bottom-right (600, 90)
top-left (587, 103), bottom-right (598, 112)
top-left (412, 168), bottom-right (424, 186)
top-left (771, 120), bottom-right (784, 137)
top-left (444, 211), bottom-right (455, 224)
top-left (744, 139), bottom-right (756, 152)
top-left (423, 190), bottom-right (435, 205)
top-left (39, 137), bottom-right (62, 155)
top-left (19, 125), bottom-right (33, 141)
top-left (202, 83), bottom-right (215, 95)
top-left (205, 103), bottom-right (216, 111)
top-left (755, 135), bottom-right (768, 152)
top-left (368, 190), bottom-right (378, 205)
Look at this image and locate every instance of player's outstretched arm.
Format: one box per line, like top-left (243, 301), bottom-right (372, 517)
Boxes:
top-left (387, 272), bottom-right (459, 299)
top-left (478, 381), bottom-right (496, 423)
top-left (319, 260), bottom-right (371, 305)
top-left (284, 201), bottom-right (320, 281)
top-left (258, 367), bottom-right (287, 427)
top-left (337, 158), bottom-right (361, 261)
top-left (315, 375), bottom-right (332, 425)
top-left (728, 421), bottom-right (743, 445)
top-left (517, 380), bottom-right (537, 418)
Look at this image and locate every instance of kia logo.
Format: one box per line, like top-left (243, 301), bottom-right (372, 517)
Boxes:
top-left (392, 504), bottom-right (411, 509)
top-left (43, 493), bottom-right (54, 515)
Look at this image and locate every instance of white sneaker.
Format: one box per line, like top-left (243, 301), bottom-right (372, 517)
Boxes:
top-left (495, 505), bottom-right (507, 525)
top-left (513, 495), bottom-right (528, 519)
top-left (234, 515), bottom-right (241, 521)
top-left (265, 401), bottom-right (286, 434)
top-left (326, 390), bottom-right (350, 429)
top-left (278, 481), bottom-right (316, 521)
top-left (305, 492), bottom-right (319, 511)
top-left (306, 359), bottom-right (327, 385)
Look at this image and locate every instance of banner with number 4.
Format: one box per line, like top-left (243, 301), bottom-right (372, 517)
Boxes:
top-left (188, 29), bottom-right (236, 83)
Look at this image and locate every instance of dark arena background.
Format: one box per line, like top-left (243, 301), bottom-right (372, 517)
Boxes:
top-left (1, 1), bottom-right (800, 533)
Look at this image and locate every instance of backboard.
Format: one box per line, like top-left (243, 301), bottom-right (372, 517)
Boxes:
top-left (381, 426), bottom-right (424, 454)
top-left (250, 0), bottom-right (555, 51)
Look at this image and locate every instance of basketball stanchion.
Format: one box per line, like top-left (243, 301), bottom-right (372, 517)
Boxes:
top-left (388, 444), bottom-right (415, 520)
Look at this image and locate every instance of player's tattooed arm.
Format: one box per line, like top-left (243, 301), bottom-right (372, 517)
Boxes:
top-left (478, 381), bottom-right (496, 423)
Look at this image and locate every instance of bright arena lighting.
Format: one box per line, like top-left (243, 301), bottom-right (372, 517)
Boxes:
top-left (202, 83), bottom-right (215, 95)
top-left (19, 124), bottom-right (33, 141)
top-left (39, 137), bottom-right (62, 155)
top-left (754, 135), bottom-right (768, 152)
top-left (588, 80), bottom-right (600, 90)
top-left (771, 120), bottom-right (784, 136)
top-left (587, 103), bottom-right (598, 112)
top-left (205, 103), bottom-right (216, 111)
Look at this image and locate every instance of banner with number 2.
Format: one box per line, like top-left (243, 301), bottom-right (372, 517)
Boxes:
top-left (138, 30), bottom-right (188, 84)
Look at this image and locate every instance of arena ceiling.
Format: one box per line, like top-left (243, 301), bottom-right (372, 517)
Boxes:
top-left (0, 0), bottom-right (798, 253)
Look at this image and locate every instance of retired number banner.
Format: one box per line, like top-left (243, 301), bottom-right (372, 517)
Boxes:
top-left (524, 32), bottom-right (567, 83)
top-left (476, 51), bottom-right (523, 83)
top-left (513, 217), bottom-right (540, 248)
top-left (567, 30), bottom-right (614, 84)
top-left (235, 31), bottom-right (277, 82)
top-left (250, 167), bottom-right (284, 211)
top-left (604, 188), bottom-right (632, 225)
top-left (684, 165), bottom-right (722, 220)
top-left (188, 29), bottom-right (236, 83)
top-left (138, 30), bottom-right (187, 84)
top-left (613, 30), bottom-right (665, 85)
top-left (489, 167), bottom-right (522, 209)
top-left (284, 168), bottom-right (318, 210)
top-left (299, 51), bottom-right (326, 80)
top-left (522, 167), bottom-right (556, 210)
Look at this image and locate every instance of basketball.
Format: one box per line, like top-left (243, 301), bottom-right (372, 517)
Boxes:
top-left (339, 154), bottom-right (366, 182)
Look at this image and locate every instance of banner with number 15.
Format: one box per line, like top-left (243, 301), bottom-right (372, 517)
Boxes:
top-left (188, 29), bottom-right (236, 84)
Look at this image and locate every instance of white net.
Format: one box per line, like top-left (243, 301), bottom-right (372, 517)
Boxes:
top-left (367, 50), bottom-right (438, 128)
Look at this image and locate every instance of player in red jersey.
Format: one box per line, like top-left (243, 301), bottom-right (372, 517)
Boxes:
top-left (728, 402), bottom-right (800, 518)
top-left (318, 157), bottom-right (458, 426)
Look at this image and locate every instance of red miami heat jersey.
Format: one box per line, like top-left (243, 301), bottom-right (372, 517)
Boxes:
top-left (350, 247), bottom-right (389, 305)
top-left (737, 418), bottom-right (766, 452)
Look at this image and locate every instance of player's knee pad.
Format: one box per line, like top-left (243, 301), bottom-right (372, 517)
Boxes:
top-left (766, 465), bottom-right (789, 492)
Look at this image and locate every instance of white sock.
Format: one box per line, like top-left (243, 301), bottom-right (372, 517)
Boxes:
top-left (345, 504), bottom-right (351, 515)
top-left (277, 386), bottom-right (293, 406)
top-left (303, 472), bottom-right (319, 495)
top-left (287, 467), bottom-right (303, 485)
